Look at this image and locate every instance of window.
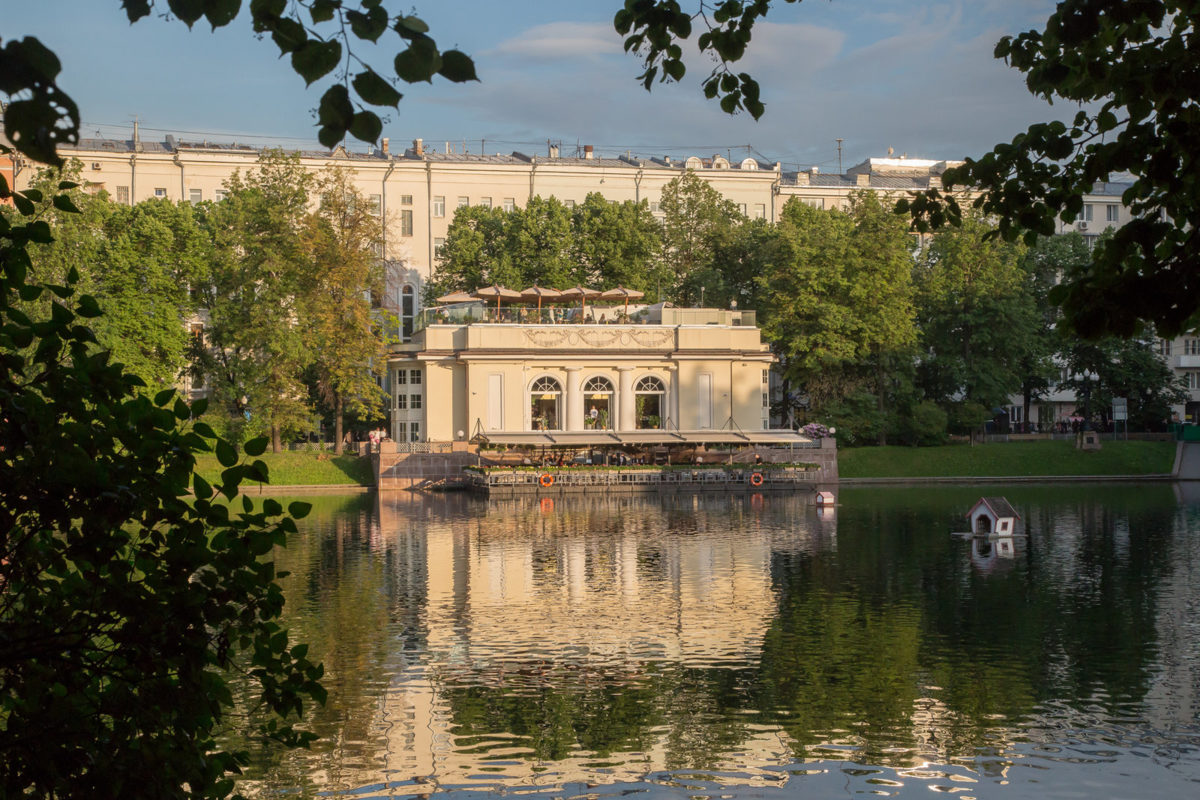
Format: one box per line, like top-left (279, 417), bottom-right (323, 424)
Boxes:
top-left (763, 392), bottom-right (769, 408)
top-left (401, 285), bottom-right (415, 340)
top-left (803, 198), bottom-right (824, 209)
top-left (116, 186), bottom-right (130, 204)
top-left (432, 196), bottom-right (445, 217)
top-left (1186, 339), bottom-right (1200, 355)
top-left (1158, 339), bottom-right (1172, 356)
top-left (434, 237), bottom-right (445, 255)
top-left (564, 199), bottom-right (575, 209)
top-left (369, 194), bottom-right (382, 216)
top-left (396, 422), bottom-right (407, 441)
top-left (738, 203), bottom-right (747, 216)
top-left (503, 197), bottom-right (515, 212)
top-left (397, 394), bottom-right (408, 410)
top-left (762, 369), bottom-right (769, 386)
top-left (399, 194), bottom-right (412, 205)
top-left (1083, 203), bottom-right (1095, 222)
top-left (409, 422), bottom-right (420, 442)
top-left (649, 201), bottom-right (661, 213)
top-left (480, 197), bottom-right (492, 208)
top-left (752, 203), bottom-right (766, 219)
top-left (1106, 204), bottom-right (1120, 223)
top-left (634, 376), bottom-right (666, 430)
top-left (188, 188), bottom-right (202, 203)
top-left (154, 187), bottom-right (167, 199)
top-left (214, 189), bottom-right (227, 202)
top-left (410, 369), bottom-right (421, 385)
top-left (1187, 371), bottom-right (1200, 389)
top-left (396, 369), bottom-right (407, 385)
top-left (530, 376), bottom-right (563, 430)
top-left (410, 394), bottom-right (422, 410)
top-left (400, 209), bottom-right (413, 237)
top-left (457, 196), bottom-right (469, 208)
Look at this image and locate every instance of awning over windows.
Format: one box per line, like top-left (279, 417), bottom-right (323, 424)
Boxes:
top-left (473, 430), bottom-right (814, 447)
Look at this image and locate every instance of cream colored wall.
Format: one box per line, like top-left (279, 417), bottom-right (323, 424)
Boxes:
top-left (403, 320), bottom-right (773, 440)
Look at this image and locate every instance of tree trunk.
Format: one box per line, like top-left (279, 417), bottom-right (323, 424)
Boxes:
top-left (271, 424), bottom-right (281, 454)
top-left (333, 395), bottom-right (344, 455)
top-left (1023, 386), bottom-right (1033, 434)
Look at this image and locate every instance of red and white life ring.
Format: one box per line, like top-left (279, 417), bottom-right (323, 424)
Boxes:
top-left (539, 473), bottom-right (555, 488)
top-left (749, 472), bottom-right (764, 487)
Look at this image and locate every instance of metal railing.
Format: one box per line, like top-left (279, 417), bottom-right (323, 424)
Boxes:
top-left (467, 465), bottom-right (820, 491)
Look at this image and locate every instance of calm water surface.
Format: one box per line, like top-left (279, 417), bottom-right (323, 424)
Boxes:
top-left (230, 484), bottom-right (1200, 799)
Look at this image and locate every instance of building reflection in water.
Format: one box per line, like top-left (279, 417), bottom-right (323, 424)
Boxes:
top-left (367, 492), bottom-right (837, 790)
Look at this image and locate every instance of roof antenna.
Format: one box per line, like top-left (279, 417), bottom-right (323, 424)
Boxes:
top-left (836, 138), bottom-right (844, 173)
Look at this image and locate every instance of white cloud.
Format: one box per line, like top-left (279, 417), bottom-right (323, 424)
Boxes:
top-left (486, 22), bottom-right (624, 61)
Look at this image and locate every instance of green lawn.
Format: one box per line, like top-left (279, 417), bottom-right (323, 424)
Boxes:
top-left (839, 440), bottom-right (1176, 478)
top-left (193, 451), bottom-right (374, 486)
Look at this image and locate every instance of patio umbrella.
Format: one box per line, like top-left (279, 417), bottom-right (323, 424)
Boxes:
top-left (473, 284), bottom-right (522, 313)
top-left (599, 285), bottom-right (645, 317)
top-left (435, 290), bottom-right (476, 304)
top-left (520, 285), bottom-right (563, 314)
top-left (559, 285), bottom-right (600, 321)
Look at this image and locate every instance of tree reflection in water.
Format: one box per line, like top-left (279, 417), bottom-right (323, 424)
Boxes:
top-left (225, 485), bottom-right (1200, 798)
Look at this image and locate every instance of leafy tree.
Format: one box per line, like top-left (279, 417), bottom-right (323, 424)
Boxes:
top-left (659, 170), bottom-right (742, 303)
top-left (570, 193), bottom-right (665, 291)
top-left (1, 174), bottom-right (324, 798)
top-left (13, 163), bottom-right (210, 391)
top-left (302, 167), bottom-right (391, 453)
top-left (760, 199), bottom-right (858, 410)
top-left (427, 204), bottom-right (513, 298)
top-left (198, 151), bottom-right (315, 451)
top-left (914, 213), bottom-right (1033, 412)
top-left (7, 2), bottom-right (1200, 340)
top-left (504, 196), bottom-right (576, 288)
top-left (1059, 335), bottom-right (1184, 431)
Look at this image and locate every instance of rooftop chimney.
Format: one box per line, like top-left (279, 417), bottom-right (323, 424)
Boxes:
top-left (584, 144), bottom-right (594, 159)
top-left (549, 143), bottom-right (559, 158)
top-left (411, 138), bottom-right (422, 156)
top-left (855, 173), bottom-right (870, 186)
top-left (810, 165), bottom-right (820, 174)
top-left (381, 137), bottom-right (389, 155)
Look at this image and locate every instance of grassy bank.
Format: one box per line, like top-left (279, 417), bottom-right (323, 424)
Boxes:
top-left (839, 440), bottom-right (1176, 479)
top-left (193, 451), bottom-right (374, 486)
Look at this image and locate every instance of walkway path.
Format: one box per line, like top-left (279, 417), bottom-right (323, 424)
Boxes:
top-left (1175, 441), bottom-right (1200, 480)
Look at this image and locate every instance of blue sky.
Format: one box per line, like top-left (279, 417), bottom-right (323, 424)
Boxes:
top-left (7, 0), bottom-right (1065, 171)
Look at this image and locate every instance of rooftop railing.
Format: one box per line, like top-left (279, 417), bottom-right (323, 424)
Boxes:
top-left (413, 303), bottom-right (755, 334)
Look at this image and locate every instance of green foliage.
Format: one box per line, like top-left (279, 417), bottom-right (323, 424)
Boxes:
top-left (659, 170), bottom-right (742, 303)
top-left (302, 167), bottom-right (391, 451)
top-left (902, 0), bottom-right (1200, 337)
top-left (945, 401), bottom-right (991, 436)
top-left (1, 176), bottom-right (323, 799)
top-left (429, 194), bottom-right (666, 297)
top-left (1059, 334), bottom-right (1185, 430)
top-left (822, 390), bottom-right (884, 448)
top-left (889, 399), bottom-right (948, 447)
top-left (198, 151), bottom-right (317, 450)
top-left (914, 213), bottom-right (1032, 410)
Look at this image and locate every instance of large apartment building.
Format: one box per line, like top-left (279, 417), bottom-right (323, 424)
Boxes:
top-left (11, 130), bottom-right (1189, 423)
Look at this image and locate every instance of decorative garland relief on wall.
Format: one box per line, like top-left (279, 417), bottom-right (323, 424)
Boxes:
top-left (523, 329), bottom-right (674, 349)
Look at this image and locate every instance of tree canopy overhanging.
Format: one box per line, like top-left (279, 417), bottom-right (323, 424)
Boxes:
top-left (3, 0), bottom-right (1200, 337)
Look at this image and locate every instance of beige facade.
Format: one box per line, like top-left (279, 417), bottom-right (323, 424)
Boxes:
top-left (388, 306), bottom-right (775, 444)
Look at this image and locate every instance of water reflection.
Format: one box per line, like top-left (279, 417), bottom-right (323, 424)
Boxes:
top-left (231, 485), bottom-right (1200, 799)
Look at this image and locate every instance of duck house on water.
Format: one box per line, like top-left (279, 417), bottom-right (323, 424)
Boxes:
top-left (967, 497), bottom-right (1022, 536)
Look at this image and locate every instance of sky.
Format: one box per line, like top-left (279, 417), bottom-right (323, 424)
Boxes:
top-left (6, 0), bottom-right (1067, 172)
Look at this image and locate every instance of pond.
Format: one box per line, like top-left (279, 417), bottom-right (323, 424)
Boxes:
top-left (228, 484), bottom-right (1200, 799)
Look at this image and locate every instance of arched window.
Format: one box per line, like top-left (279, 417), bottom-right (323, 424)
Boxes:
top-left (712, 156), bottom-right (729, 169)
top-left (740, 158), bottom-right (759, 170)
top-left (634, 376), bottom-right (666, 429)
top-left (401, 284), bottom-right (415, 341)
top-left (685, 156), bottom-right (702, 170)
top-left (530, 376), bottom-right (562, 430)
top-left (583, 376), bottom-right (614, 430)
